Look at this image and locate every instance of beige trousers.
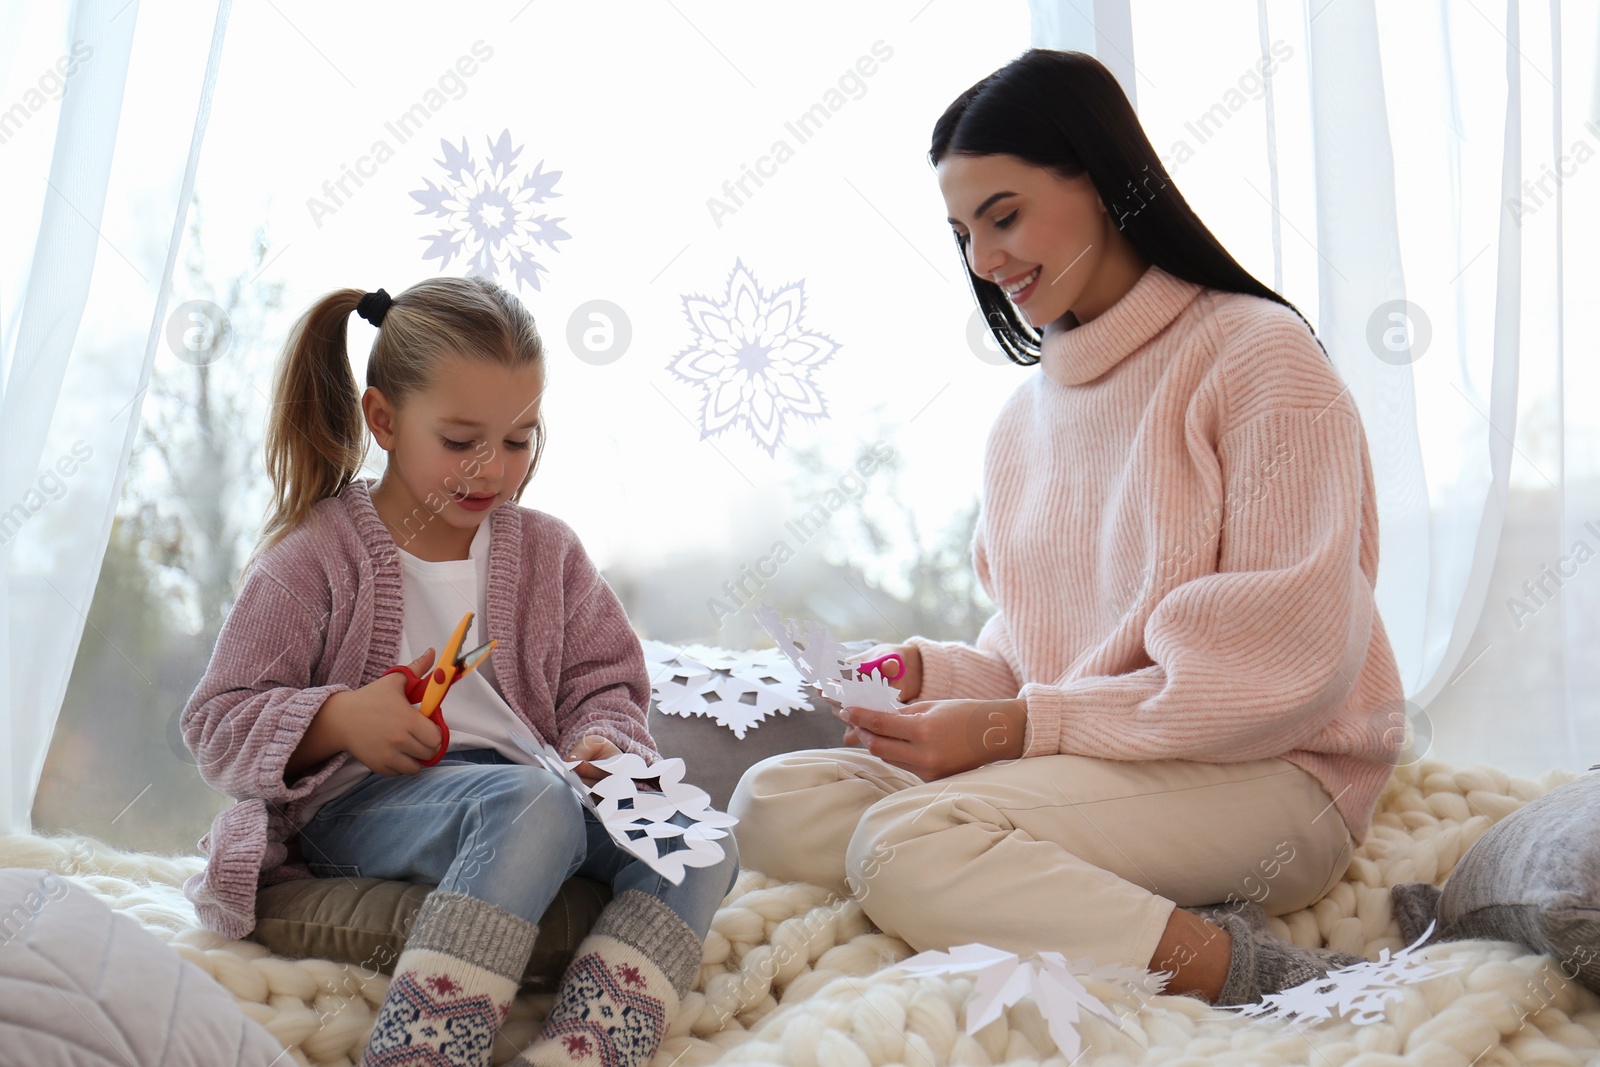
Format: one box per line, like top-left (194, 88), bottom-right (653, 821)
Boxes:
top-left (728, 748), bottom-right (1354, 969)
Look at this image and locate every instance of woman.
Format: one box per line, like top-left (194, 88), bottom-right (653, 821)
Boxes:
top-left (729, 49), bottom-right (1403, 1006)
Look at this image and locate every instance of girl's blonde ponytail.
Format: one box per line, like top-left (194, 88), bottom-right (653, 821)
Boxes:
top-left (246, 289), bottom-right (369, 578)
top-left (238, 276), bottom-right (547, 587)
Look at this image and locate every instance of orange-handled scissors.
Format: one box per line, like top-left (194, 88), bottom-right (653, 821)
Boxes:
top-left (380, 611), bottom-right (496, 767)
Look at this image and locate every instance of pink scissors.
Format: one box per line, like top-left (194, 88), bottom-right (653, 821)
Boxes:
top-left (856, 652), bottom-right (905, 682)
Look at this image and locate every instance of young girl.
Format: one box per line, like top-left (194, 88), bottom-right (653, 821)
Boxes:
top-left (731, 49), bottom-right (1404, 1008)
top-left (181, 276), bottom-right (738, 1067)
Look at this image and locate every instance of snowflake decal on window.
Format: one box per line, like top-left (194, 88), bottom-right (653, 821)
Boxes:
top-left (668, 259), bottom-right (838, 456)
top-left (409, 128), bottom-right (569, 294)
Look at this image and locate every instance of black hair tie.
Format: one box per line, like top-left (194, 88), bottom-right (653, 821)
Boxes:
top-left (357, 288), bottom-right (392, 327)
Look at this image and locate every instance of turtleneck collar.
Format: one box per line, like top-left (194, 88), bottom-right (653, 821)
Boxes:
top-left (1037, 263), bottom-right (1204, 387)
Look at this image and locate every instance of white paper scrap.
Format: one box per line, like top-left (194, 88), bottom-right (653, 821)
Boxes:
top-left (754, 604), bottom-right (854, 687)
top-left (1221, 920), bottom-right (1463, 1027)
top-left (829, 673), bottom-right (905, 713)
top-left (887, 943), bottom-right (1157, 1060)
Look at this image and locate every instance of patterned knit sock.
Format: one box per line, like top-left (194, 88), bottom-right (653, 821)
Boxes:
top-left (361, 890), bottom-right (539, 1067)
top-left (514, 889), bottom-right (702, 1067)
top-left (1185, 900), bottom-right (1367, 1007)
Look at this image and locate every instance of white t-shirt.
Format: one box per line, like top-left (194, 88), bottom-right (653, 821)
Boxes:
top-left (298, 520), bottom-right (535, 821)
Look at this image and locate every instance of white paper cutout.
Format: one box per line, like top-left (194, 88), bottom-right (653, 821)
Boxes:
top-left (831, 674), bottom-right (905, 712)
top-left (642, 638), bottom-right (812, 738)
top-left (585, 752), bottom-right (740, 885)
top-left (887, 943), bottom-right (1160, 1059)
top-left (505, 731), bottom-right (737, 885)
top-left (754, 605), bottom-right (906, 713)
top-left (1220, 920), bottom-right (1464, 1027)
top-left (700, 672), bottom-right (793, 736)
top-left (753, 604), bottom-right (856, 687)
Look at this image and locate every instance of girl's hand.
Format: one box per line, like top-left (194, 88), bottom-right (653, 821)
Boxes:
top-left (850, 643), bottom-right (924, 702)
top-left (837, 698), bottom-right (1028, 780)
top-left (567, 734), bottom-right (623, 787)
top-left (321, 648), bottom-right (446, 776)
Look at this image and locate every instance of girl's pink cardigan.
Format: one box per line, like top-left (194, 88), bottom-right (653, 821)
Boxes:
top-left (180, 478), bottom-right (658, 938)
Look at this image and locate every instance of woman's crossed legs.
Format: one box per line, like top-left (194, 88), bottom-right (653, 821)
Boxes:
top-left (730, 747), bottom-right (1352, 999)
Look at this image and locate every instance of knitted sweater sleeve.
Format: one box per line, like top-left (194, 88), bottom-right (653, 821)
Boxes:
top-left (551, 544), bottom-right (660, 762)
top-left (905, 522), bottom-right (1021, 702)
top-left (180, 565), bottom-right (353, 801)
top-left (1020, 406), bottom-right (1374, 762)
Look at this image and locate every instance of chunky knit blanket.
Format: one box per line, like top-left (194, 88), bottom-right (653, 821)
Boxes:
top-left (5, 756), bottom-right (1599, 1066)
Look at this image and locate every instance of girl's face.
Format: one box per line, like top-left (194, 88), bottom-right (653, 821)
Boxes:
top-left (364, 354), bottom-right (543, 554)
top-left (937, 152), bottom-right (1135, 329)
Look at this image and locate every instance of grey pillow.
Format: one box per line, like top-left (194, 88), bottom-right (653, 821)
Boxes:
top-left (1391, 769), bottom-right (1600, 994)
top-left (647, 652), bottom-right (853, 812)
top-left (251, 875), bottom-right (610, 992)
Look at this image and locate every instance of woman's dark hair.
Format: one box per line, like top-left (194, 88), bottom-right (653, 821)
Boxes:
top-left (931, 48), bottom-right (1322, 365)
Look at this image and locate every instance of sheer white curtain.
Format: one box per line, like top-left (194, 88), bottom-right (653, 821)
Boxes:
top-left (17, 2), bottom-right (1039, 851)
top-left (0, 0), bottom-right (231, 833)
top-left (8, 0), bottom-right (1592, 842)
top-left (1030, 0), bottom-right (1600, 776)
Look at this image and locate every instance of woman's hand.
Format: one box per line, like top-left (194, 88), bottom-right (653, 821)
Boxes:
top-left (837, 698), bottom-right (1028, 780)
top-left (851, 643), bottom-right (924, 702)
top-left (567, 734), bottom-right (623, 788)
top-left (290, 648), bottom-right (446, 777)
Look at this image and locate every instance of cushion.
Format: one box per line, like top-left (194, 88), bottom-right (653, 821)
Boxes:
top-left (249, 643), bottom-right (859, 982)
top-left (648, 686), bottom-right (849, 812)
top-left (1391, 768), bottom-right (1600, 994)
top-left (0, 867), bottom-right (284, 1065)
top-left (250, 875), bottom-right (611, 991)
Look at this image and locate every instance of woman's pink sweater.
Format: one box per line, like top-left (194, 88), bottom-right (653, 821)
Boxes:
top-left (180, 478), bottom-right (659, 938)
top-left (907, 264), bottom-right (1404, 845)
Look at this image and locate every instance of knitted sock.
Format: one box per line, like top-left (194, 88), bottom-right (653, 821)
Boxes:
top-left (515, 889), bottom-right (702, 1067)
top-left (361, 890), bottom-right (539, 1067)
top-left (1389, 881), bottom-right (1445, 946)
top-left (1184, 900), bottom-right (1367, 1007)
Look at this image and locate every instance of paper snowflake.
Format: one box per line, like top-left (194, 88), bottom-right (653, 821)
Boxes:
top-left (666, 259), bottom-right (838, 456)
top-left (642, 639), bottom-right (811, 738)
top-left (754, 605), bottom-right (904, 712)
top-left (753, 606), bottom-right (853, 687)
top-left (753, 605), bottom-right (844, 685)
top-left (1222, 921), bottom-right (1464, 1027)
top-left (585, 752), bottom-right (739, 884)
top-left (409, 128), bottom-right (569, 294)
top-left (887, 943), bottom-right (1161, 1059)
top-left (506, 732), bottom-right (736, 884)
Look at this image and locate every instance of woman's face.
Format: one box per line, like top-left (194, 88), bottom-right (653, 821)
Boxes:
top-left (937, 152), bottom-right (1121, 329)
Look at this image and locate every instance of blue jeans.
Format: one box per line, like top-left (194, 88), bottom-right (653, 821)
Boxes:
top-left (294, 749), bottom-right (740, 939)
